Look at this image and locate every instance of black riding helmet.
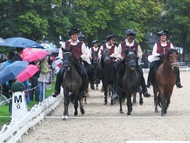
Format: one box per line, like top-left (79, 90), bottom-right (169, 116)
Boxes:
top-left (92, 40), bottom-right (99, 45)
top-left (78, 34), bottom-right (87, 41)
top-left (125, 29), bottom-right (136, 36)
top-left (67, 28), bottom-right (80, 36)
top-left (106, 34), bottom-right (115, 41)
top-left (157, 29), bottom-right (169, 37)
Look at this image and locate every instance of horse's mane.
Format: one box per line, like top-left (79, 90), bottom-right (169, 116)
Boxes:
top-left (100, 48), bottom-right (110, 67)
top-left (166, 49), bottom-right (178, 59)
top-left (167, 49), bottom-right (178, 55)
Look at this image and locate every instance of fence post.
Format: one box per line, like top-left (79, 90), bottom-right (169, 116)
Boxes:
top-left (12, 91), bottom-right (28, 120)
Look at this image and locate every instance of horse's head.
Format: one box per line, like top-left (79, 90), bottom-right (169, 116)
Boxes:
top-left (165, 49), bottom-right (179, 72)
top-left (125, 50), bottom-right (138, 70)
top-left (101, 48), bottom-right (111, 64)
top-left (62, 52), bottom-right (73, 71)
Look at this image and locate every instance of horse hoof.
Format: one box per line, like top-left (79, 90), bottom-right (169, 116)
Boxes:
top-left (103, 102), bottom-right (107, 105)
top-left (120, 110), bottom-right (124, 114)
top-left (161, 113), bottom-right (166, 116)
top-left (81, 109), bottom-right (85, 115)
top-left (62, 116), bottom-right (68, 120)
top-left (74, 112), bottom-right (78, 116)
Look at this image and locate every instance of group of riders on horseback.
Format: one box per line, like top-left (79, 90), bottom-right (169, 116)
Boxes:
top-left (51, 27), bottom-right (183, 100)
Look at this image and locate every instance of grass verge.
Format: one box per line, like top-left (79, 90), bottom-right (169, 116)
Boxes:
top-left (0, 83), bottom-right (54, 128)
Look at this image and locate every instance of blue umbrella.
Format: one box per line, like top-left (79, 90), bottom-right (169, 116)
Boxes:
top-left (0, 61), bottom-right (28, 84)
top-left (0, 37), bottom-right (44, 49)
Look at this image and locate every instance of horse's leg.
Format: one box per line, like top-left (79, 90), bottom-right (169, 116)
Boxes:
top-left (132, 93), bottom-right (136, 105)
top-left (110, 85), bottom-right (115, 105)
top-left (165, 98), bottom-right (170, 114)
top-left (79, 94), bottom-right (85, 115)
top-left (139, 92), bottom-right (143, 105)
top-left (103, 83), bottom-right (108, 105)
top-left (74, 94), bottom-right (78, 116)
top-left (126, 93), bottom-right (133, 116)
top-left (119, 91), bottom-right (124, 113)
top-left (63, 90), bottom-right (69, 120)
top-left (96, 84), bottom-right (98, 90)
top-left (153, 87), bottom-right (159, 113)
top-left (160, 94), bottom-right (167, 116)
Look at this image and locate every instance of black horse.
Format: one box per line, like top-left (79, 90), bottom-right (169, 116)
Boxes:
top-left (100, 48), bottom-right (117, 105)
top-left (61, 51), bottom-right (85, 120)
top-left (119, 50), bottom-right (141, 115)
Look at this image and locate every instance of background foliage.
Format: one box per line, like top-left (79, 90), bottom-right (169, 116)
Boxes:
top-left (0, 0), bottom-right (190, 57)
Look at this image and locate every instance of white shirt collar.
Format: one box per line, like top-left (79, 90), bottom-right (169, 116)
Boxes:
top-left (125, 39), bottom-right (135, 46)
top-left (106, 42), bottom-right (113, 49)
top-left (68, 39), bottom-right (80, 45)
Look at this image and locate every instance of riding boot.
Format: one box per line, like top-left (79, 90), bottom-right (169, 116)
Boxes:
top-left (81, 75), bottom-right (87, 97)
top-left (89, 68), bottom-right (95, 90)
top-left (80, 64), bottom-right (87, 97)
top-left (141, 78), bottom-right (151, 97)
top-left (146, 68), bottom-right (153, 88)
top-left (114, 63), bottom-right (125, 100)
top-left (85, 62), bottom-right (95, 90)
top-left (137, 65), bottom-right (151, 97)
top-left (146, 62), bottom-right (156, 88)
top-left (146, 61), bottom-right (161, 88)
top-left (52, 67), bottom-right (64, 97)
top-left (176, 68), bottom-right (183, 88)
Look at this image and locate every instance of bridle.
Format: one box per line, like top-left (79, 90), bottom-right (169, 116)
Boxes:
top-left (163, 51), bottom-right (179, 70)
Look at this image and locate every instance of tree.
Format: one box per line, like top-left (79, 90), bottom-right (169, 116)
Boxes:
top-left (160, 0), bottom-right (190, 56)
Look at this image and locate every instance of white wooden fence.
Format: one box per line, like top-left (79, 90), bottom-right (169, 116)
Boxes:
top-left (0, 94), bottom-right (62, 143)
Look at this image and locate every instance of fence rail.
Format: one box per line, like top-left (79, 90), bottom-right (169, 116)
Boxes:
top-left (0, 95), bottom-right (62, 143)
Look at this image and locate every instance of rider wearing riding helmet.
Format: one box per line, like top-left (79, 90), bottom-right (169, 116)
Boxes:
top-left (52, 28), bottom-right (89, 97)
top-left (98, 34), bottom-right (118, 59)
top-left (90, 40), bottom-right (101, 84)
top-left (146, 29), bottom-right (183, 88)
top-left (115, 29), bottom-right (151, 97)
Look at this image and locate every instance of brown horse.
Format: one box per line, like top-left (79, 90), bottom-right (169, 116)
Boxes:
top-left (153, 49), bottom-right (179, 116)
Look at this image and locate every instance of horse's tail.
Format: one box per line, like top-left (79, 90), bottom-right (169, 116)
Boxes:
top-left (154, 92), bottom-right (162, 107)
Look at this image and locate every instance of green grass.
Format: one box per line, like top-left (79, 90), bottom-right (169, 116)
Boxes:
top-left (0, 83), bottom-right (55, 128)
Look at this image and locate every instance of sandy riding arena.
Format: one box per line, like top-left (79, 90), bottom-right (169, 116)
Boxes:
top-left (22, 72), bottom-right (190, 143)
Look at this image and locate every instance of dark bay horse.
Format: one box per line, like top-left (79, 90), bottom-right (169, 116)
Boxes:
top-left (100, 48), bottom-right (116, 105)
top-left (119, 50), bottom-right (142, 115)
top-left (153, 49), bottom-right (179, 116)
top-left (61, 52), bottom-right (85, 120)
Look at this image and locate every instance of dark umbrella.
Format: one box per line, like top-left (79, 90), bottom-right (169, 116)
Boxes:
top-left (0, 61), bottom-right (28, 84)
top-left (0, 37), bottom-right (44, 49)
